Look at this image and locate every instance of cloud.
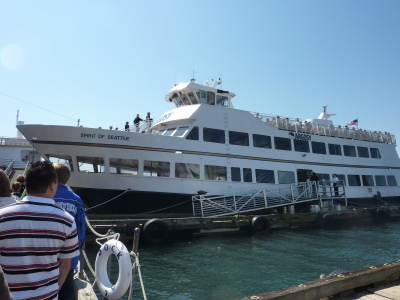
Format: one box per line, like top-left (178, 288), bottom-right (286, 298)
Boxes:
top-left (1, 44), bottom-right (25, 69)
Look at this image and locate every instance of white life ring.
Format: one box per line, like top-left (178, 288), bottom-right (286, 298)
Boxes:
top-left (95, 239), bottom-right (133, 300)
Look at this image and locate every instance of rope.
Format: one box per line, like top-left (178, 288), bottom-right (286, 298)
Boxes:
top-left (85, 189), bottom-right (130, 212)
top-left (85, 215), bottom-right (112, 238)
top-left (141, 199), bottom-right (192, 214)
top-left (127, 252), bottom-right (147, 300)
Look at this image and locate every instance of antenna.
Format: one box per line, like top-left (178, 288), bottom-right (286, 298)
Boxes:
top-left (16, 109), bottom-right (19, 125)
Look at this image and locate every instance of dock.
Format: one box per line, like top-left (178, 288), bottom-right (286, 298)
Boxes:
top-left (237, 260), bottom-right (400, 300)
top-left (85, 205), bottom-right (400, 244)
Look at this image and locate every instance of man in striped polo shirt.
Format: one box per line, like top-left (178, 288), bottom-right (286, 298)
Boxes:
top-left (0, 161), bottom-right (79, 300)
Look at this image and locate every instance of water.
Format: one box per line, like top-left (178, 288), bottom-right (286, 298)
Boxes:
top-left (85, 222), bottom-right (400, 300)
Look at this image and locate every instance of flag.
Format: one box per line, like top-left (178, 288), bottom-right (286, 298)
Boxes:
top-left (347, 119), bottom-right (358, 126)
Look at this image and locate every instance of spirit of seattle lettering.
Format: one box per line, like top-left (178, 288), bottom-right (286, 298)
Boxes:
top-left (289, 132), bottom-right (311, 141)
top-left (80, 133), bottom-right (129, 141)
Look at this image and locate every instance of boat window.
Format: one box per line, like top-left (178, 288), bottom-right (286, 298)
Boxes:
top-left (196, 91), bottom-right (215, 105)
top-left (362, 175), bottom-right (374, 186)
top-left (337, 174), bottom-right (346, 186)
top-left (256, 169), bottom-right (275, 183)
top-left (186, 126), bottom-right (199, 140)
top-left (77, 156), bottom-right (104, 173)
top-left (387, 175), bottom-right (397, 186)
top-left (294, 140), bottom-right (310, 153)
top-left (243, 168), bottom-right (252, 182)
top-left (347, 175), bottom-right (361, 186)
top-left (229, 131), bottom-right (249, 146)
top-left (274, 137), bottom-right (292, 151)
top-left (253, 134), bottom-right (272, 149)
top-left (173, 126), bottom-right (189, 137)
top-left (315, 173), bottom-right (330, 183)
top-left (143, 160), bottom-right (170, 177)
top-left (216, 95), bottom-right (228, 107)
top-left (46, 154), bottom-right (74, 172)
top-left (203, 128), bottom-right (225, 144)
top-left (175, 163), bottom-right (200, 179)
top-left (375, 175), bottom-right (386, 186)
top-left (181, 94), bottom-right (191, 106)
top-left (311, 142), bottom-right (326, 154)
top-left (156, 130), bottom-right (165, 135)
top-left (187, 92), bottom-right (199, 104)
top-left (278, 171), bottom-right (295, 184)
top-left (205, 165), bottom-right (227, 181)
top-left (110, 158), bottom-right (138, 175)
top-left (357, 147), bottom-right (369, 158)
top-left (343, 145), bottom-right (356, 157)
top-left (370, 148), bottom-right (381, 159)
top-left (163, 128), bottom-right (176, 136)
top-left (231, 167), bottom-right (241, 182)
top-left (328, 144), bottom-right (342, 156)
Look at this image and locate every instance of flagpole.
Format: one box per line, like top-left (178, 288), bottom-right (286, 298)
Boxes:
top-left (357, 117), bottom-right (358, 129)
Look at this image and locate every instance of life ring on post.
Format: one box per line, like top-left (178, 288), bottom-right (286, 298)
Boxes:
top-left (143, 218), bottom-right (169, 243)
top-left (251, 216), bottom-right (270, 233)
top-left (95, 239), bottom-right (132, 300)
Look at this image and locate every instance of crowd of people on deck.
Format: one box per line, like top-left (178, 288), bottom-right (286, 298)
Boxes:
top-left (0, 161), bottom-right (86, 300)
top-left (107, 112), bottom-right (153, 133)
top-left (254, 113), bottom-right (394, 144)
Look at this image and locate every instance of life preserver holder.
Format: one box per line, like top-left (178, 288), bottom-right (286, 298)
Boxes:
top-left (95, 239), bottom-right (133, 300)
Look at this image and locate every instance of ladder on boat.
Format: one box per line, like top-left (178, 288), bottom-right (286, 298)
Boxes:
top-left (192, 181), bottom-right (346, 217)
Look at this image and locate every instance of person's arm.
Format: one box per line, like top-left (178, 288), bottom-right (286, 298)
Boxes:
top-left (58, 258), bottom-right (71, 290)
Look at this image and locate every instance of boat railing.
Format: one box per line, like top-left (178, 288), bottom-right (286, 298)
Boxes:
top-left (0, 137), bottom-right (32, 146)
top-left (251, 112), bottom-right (396, 144)
top-left (192, 181), bottom-right (346, 217)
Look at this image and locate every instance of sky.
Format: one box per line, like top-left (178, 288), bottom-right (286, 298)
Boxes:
top-left (1, 1), bottom-right (400, 150)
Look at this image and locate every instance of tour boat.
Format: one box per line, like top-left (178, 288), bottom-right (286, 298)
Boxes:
top-left (16, 79), bottom-right (400, 215)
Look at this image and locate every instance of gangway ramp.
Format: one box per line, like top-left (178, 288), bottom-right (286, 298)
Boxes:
top-left (192, 181), bottom-right (345, 217)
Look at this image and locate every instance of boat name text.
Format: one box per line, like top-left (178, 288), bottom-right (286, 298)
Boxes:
top-left (289, 132), bottom-right (311, 141)
top-left (80, 133), bottom-right (129, 141)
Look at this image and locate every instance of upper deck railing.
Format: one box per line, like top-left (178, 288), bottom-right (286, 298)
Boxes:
top-left (0, 137), bottom-right (31, 146)
top-left (251, 113), bottom-right (396, 145)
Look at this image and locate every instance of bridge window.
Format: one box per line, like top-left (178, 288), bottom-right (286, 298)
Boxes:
top-left (362, 175), bottom-right (374, 186)
top-left (311, 141), bottom-right (326, 154)
top-left (144, 160), bottom-right (170, 177)
top-left (46, 154), bottom-right (74, 172)
top-left (387, 175), bottom-right (397, 186)
top-left (204, 128), bottom-right (225, 144)
top-left (357, 147), bottom-right (369, 158)
top-left (157, 130), bottom-right (165, 135)
top-left (328, 144), bottom-right (342, 155)
top-left (256, 169), bottom-right (275, 183)
top-left (294, 140), bottom-right (310, 152)
top-left (343, 145), bottom-right (356, 157)
top-left (110, 158), bottom-right (138, 175)
top-left (370, 148), bottom-right (381, 158)
top-left (229, 131), bottom-right (249, 146)
top-left (216, 95), bottom-right (228, 107)
top-left (231, 167), bottom-right (241, 182)
top-left (197, 91), bottom-right (215, 105)
top-left (348, 174), bottom-right (361, 186)
top-left (278, 171), bottom-right (295, 184)
top-left (375, 175), bottom-right (387, 186)
top-left (274, 137), bottom-right (292, 151)
top-left (186, 126), bottom-right (199, 140)
top-left (253, 134), bottom-right (272, 149)
top-left (205, 165), bottom-right (227, 180)
top-left (175, 163), bottom-right (199, 179)
top-left (187, 92), bottom-right (199, 104)
top-left (77, 156), bottom-right (104, 173)
top-left (243, 168), bottom-right (252, 182)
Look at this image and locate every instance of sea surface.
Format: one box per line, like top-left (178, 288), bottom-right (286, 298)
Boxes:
top-left (84, 221), bottom-right (400, 300)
